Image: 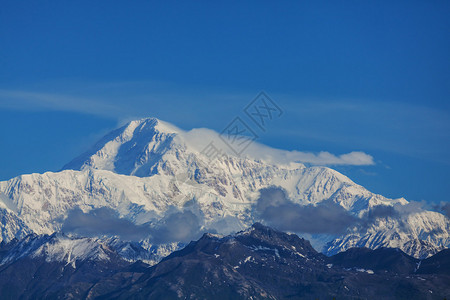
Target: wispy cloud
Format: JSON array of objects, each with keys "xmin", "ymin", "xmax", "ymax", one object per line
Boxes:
[
  {"xmin": 246, "ymin": 144, "xmax": 374, "ymax": 166},
  {"xmin": 62, "ymin": 206, "xmax": 204, "ymax": 243},
  {"xmin": 434, "ymin": 202, "xmax": 450, "ymax": 219},
  {"xmin": 253, "ymin": 187, "xmax": 359, "ymax": 234},
  {"xmin": 62, "ymin": 207, "xmax": 151, "ymax": 241},
  {"xmin": 179, "ymin": 128, "xmax": 374, "ymax": 166},
  {"xmin": 0, "ymin": 89, "xmax": 121, "ymax": 117},
  {"xmin": 253, "ymin": 187, "xmax": 446, "ymax": 237}
]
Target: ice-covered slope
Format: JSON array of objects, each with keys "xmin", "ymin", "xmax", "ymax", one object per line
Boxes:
[
  {"xmin": 0, "ymin": 206, "xmax": 32, "ymax": 242},
  {"xmin": 63, "ymin": 118, "xmax": 181, "ymax": 176},
  {"xmin": 0, "ymin": 117, "xmax": 448, "ymax": 261},
  {"xmin": 0, "ymin": 233, "xmax": 114, "ymax": 268},
  {"xmin": 324, "ymin": 210, "xmax": 450, "ymax": 258}
]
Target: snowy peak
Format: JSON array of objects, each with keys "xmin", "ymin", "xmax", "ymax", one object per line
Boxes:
[
  {"xmin": 63, "ymin": 117, "xmax": 183, "ymax": 176},
  {"xmin": 128, "ymin": 117, "xmax": 181, "ymax": 135},
  {"xmin": 0, "ymin": 233, "xmax": 116, "ymax": 268},
  {"xmin": 62, "ymin": 117, "xmax": 309, "ymax": 178}
]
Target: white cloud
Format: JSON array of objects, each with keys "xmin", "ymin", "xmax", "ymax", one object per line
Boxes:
[
  {"xmin": 177, "ymin": 128, "xmax": 374, "ymax": 166},
  {"xmin": 0, "ymin": 89, "xmax": 120, "ymax": 117},
  {"xmin": 246, "ymin": 142, "xmax": 374, "ymax": 166}
]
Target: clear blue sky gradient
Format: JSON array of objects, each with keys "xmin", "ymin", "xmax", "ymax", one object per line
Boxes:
[{"xmin": 0, "ymin": 1, "xmax": 449, "ymax": 205}]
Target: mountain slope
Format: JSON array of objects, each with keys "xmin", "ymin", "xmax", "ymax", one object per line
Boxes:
[
  {"xmin": 328, "ymin": 247, "xmax": 419, "ymax": 274},
  {"xmin": 63, "ymin": 118, "xmax": 181, "ymax": 177},
  {"xmin": 0, "ymin": 117, "xmax": 448, "ymax": 260}
]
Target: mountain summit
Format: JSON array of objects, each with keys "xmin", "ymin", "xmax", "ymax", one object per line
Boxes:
[
  {"xmin": 0, "ymin": 117, "xmax": 449, "ymax": 263},
  {"xmin": 63, "ymin": 118, "xmax": 182, "ymax": 177}
]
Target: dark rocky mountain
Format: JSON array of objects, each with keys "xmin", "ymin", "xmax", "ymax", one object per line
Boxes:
[
  {"xmin": 328, "ymin": 247, "xmax": 420, "ymax": 274},
  {"xmin": 0, "ymin": 223, "xmax": 449, "ymax": 299},
  {"xmin": 0, "ymin": 233, "xmax": 147, "ymax": 299},
  {"xmin": 417, "ymin": 249, "xmax": 450, "ymax": 276}
]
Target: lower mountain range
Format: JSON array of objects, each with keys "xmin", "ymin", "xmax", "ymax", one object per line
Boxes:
[{"xmin": 0, "ymin": 223, "xmax": 448, "ymax": 299}]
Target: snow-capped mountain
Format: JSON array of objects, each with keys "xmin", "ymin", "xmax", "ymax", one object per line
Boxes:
[
  {"xmin": 0, "ymin": 233, "xmax": 114, "ymax": 268},
  {"xmin": 0, "ymin": 117, "xmax": 448, "ymax": 263}
]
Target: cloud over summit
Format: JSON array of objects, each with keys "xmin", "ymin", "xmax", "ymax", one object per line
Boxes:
[{"xmin": 179, "ymin": 128, "xmax": 375, "ymax": 166}]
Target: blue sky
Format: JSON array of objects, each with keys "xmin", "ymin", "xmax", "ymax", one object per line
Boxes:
[{"xmin": 0, "ymin": 1, "xmax": 449, "ymax": 205}]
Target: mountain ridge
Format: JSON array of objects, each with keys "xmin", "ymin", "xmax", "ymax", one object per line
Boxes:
[{"xmin": 0, "ymin": 117, "xmax": 448, "ymax": 262}]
